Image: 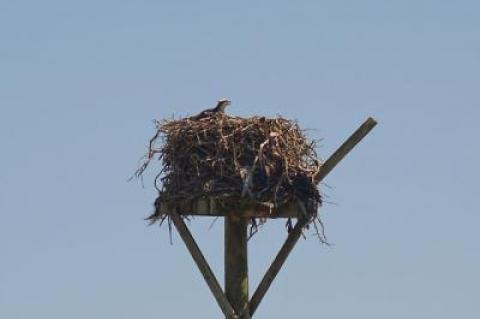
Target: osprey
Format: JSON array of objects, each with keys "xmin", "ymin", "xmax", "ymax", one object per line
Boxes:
[{"xmin": 190, "ymin": 98, "xmax": 231, "ymax": 120}]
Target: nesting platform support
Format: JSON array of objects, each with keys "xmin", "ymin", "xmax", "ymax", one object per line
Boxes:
[
  {"xmin": 170, "ymin": 210, "xmax": 237, "ymax": 318},
  {"xmin": 225, "ymin": 217, "xmax": 250, "ymax": 319},
  {"xmin": 169, "ymin": 117, "xmax": 377, "ymax": 319}
]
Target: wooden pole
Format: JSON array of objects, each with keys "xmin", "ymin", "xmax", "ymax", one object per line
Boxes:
[
  {"xmin": 170, "ymin": 210, "xmax": 238, "ymax": 319},
  {"xmin": 248, "ymin": 217, "xmax": 307, "ymax": 316},
  {"xmin": 225, "ymin": 216, "xmax": 250, "ymax": 319},
  {"xmin": 249, "ymin": 117, "xmax": 377, "ymax": 316},
  {"xmin": 169, "ymin": 117, "xmax": 377, "ymax": 318},
  {"xmin": 314, "ymin": 117, "xmax": 377, "ymax": 183}
]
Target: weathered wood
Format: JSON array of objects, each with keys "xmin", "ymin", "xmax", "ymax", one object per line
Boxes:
[
  {"xmin": 248, "ymin": 211, "xmax": 308, "ymax": 317},
  {"xmin": 249, "ymin": 117, "xmax": 377, "ymax": 316},
  {"xmin": 225, "ymin": 216, "xmax": 250, "ymax": 319},
  {"xmin": 314, "ymin": 117, "xmax": 377, "ymax": 183},
  {"xmin": 170, "ymin": 210, "xmax": 237, "ymax": 319},
  {"xmin": 159, "ymin": 198, "xmax": 300, "ymax": 218}
]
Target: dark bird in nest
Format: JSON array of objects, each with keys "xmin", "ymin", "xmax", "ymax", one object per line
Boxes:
[{"xmin": 190, "ymin": 98, "xmax": 231, "ymax": 120}]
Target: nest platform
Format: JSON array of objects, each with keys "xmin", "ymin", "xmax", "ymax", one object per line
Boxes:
[
  {"xmin": 155, "ymin": 197, "xmax": 306, "ymax": 218},
  {"xmin": 137, "ymin": 113, "xmax": 323, "ymax": 223},
  {"xmin": 135, "ymin": 107, "xmax": 377, "ymax": 318}
]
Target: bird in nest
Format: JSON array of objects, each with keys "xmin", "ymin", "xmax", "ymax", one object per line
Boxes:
[{"xmin": 190, "ymin": 98, "xmax": 231, "ymax": 120}]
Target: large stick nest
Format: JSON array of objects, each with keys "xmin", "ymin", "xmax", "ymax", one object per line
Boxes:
[{"xmin": 137, "ymin": 113, "xmax": 324, "ymax": 231}]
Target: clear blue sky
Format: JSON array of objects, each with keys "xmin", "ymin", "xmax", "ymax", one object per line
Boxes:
[{"xmin": 1, "ymin": 1, "xmax": 479, "ymax": 318}]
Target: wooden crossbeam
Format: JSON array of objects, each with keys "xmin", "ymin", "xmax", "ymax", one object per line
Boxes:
[
  {"xmin": 248, "ymin": 215, "xmax": 308, "ymax": 316},
  {"xmin": 248, "ymin": 117, "xmax": 377, "ymax": 316},
  {"xmin": 159, "ymin": 198, "xmax": 302, "ymax": 218},
  {"xmin": 314, "ymin": 117, "xmax": 378, "ymax": 183},
  {"xmin": 170, "ymin": 210, "xmax": 238, "ymax": 319}
]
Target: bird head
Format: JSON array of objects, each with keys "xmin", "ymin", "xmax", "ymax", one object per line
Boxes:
[{"xmin": 216, "ymin": 98, "xmax": 231, "ymax": 111}]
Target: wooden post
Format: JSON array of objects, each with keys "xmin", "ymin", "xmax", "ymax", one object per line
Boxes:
[
  {"xmin": 249, "ymin": 217, "xmax": 308, "ymax": 316},
  {"xmin": 225, "ymin": 216, "xmax": 250, "ymax": 319},
  {"xmin": 170, "ymin": 210, "xmax": 237, "ymax": 319},
  {"xmin": 249, "ymin": 117, "xmax": 378, "ymax": 316},
  {"xmin": 314, "ymin": 117, "xmax": 378, "ymax": 183},
  {"xmin": 167, "ymin": 117, "xmax": 377, "ymax": 318}
]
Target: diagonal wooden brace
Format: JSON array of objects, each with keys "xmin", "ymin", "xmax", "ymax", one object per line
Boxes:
[
  {"xmin": 248, "ymin": 117, "xmax": 377, "ymax": 317},
  {"xmin": 170, "ymin": 210, "xmax": 238, "ymax": 319}
]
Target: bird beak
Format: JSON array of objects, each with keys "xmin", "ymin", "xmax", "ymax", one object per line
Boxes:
[{"xmin": 218, "ymin": 98, "xmax": 231, "ymax": 104}]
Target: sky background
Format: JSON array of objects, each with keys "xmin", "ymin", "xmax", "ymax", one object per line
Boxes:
[{"xmin": 1, "ymin": 1, "xmax": 479, "ymax": 318}]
